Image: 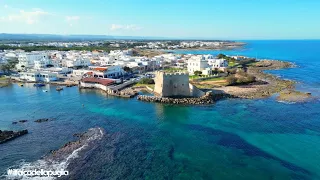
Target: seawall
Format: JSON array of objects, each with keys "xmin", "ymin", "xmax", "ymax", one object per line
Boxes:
[{"xmin": 137, "ymin": 92, "xmax": 229, "ymax": 105}]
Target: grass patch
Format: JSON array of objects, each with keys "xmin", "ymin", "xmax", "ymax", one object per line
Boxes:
[
  {"xmin": 201, "ymin": 77, "xmax": 226, "ymax": 82},
  {"xmin": 189, "ymin": 75, "xmax": 202, "ymax": 79},
  {"xmin": 0, "ymin": 76, "xmax": 7, "ymax": 80},
  {"xmin": 133, "ymin": 83, "xmax": 155, "ymax": 89},
  {"xmin": 228, "ymin": 62, "xmax": 238, "ymax": 67}
]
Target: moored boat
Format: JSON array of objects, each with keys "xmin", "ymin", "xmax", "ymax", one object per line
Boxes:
[
  {"xmin": 56, "ymin": 87, "xmax": 63, "ymax": 91},
  {"xmin": 33, "ymin": 83, "xmax": 45, "ymax": 87}
]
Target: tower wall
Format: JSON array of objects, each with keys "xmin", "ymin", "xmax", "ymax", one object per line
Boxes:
[{"xmin": 154, "ymin": 71, "xmax": 191, "ymax": 97}]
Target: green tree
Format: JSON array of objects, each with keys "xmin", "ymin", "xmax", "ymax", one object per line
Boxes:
[
  {"xmin": 123, "ymin": 66, "xmax": 132, "ymax": 73},
  {"xmin": 217, "ymin": 54, "xmax": 227, "ymax": 59},
  {"xmin": 139, "ymin": 78, "xmax": 154, "ymax": 84},
  {"xmin": 0, "ymin": 60, "xmax": 18, "ymax": 74},
  {"xmin": 194, "ymin": 71, "xmax": 202, "ymax": 76},
  {"xmin": 212, "ymin": 69, "xmax": 219, "ymax": 74}
]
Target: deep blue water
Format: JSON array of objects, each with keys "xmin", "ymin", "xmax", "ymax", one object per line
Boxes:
[{"xmin": 1, "ymin": 40, "xmax": 320, "ymax": 179}]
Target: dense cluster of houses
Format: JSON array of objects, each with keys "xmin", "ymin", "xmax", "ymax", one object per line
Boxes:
[
  {"xmin": 0, "ymin": 49, "xmax": 182, "ymax": 82},
  {"xmin": 1, "ymin": 48, "xmax": 232, "ymax": 84},
  {"xmin": 134, "ymin": 41, "xmax": 225, "ymax": 49}
]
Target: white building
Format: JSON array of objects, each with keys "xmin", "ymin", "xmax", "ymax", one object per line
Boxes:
[
  {"xmin": 34, "ymin": 59, "xmax": 55, "ymax": 70},
  {"xmin": 188, "ymin": 55, "xmax": 229, "ymax": 75},
  {"xmin": 64, "ymin": 58, "xmax": 91, "ymax": 68},
  {"xmin": 19, "ymin": 71, "xmax": 58, "ymax": 82},
  {"xmin": 73, "ymin": 66, "xmax": 125, "ymax": 79},
  {"xmin": 16, "ymin": 53, "xmax": 50, "ymax": 70},
  {"xmin": 208, "ymin": 59, "xmax": 228, "ymax": 68},
  {"xmin": 72, "ymin": 69, "xmax": 92, "ymax": 77},
  {"xmin": 90, "ymin": 66, "xmax": 125, "ymax": 79},
  {"xmin": 187, "ymin": 55, "xmax": 210, "ymax": 75}
]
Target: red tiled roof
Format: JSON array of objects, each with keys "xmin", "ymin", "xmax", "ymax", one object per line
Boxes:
[
  {"xmin": 82, "ymin": 77, "xmax": 115, "ymax": 86},
  {"xmin": 94, "ymin": 67, "xmax": 108, "ymax": 71}
]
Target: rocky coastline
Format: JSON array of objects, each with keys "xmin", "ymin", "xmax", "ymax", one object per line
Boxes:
[
  {"xmin": 80, "ymin": 87, "xmax": 139, "ymax": 98},
  {"xmin": 137, "ymin": 92, "xmax": 230, "ymax": 105},
  {"xmin": 0, "ymin": 129, "xmax": 28, "ymax": 144},
  {"xmin": 214, "ymin": 60, "xmax": 312, "ymax": 102},
  {"xmin": 47, "ymin": 127, "xmax": 104, "ymax": 162},
  {"xmin": 277, "ymin": 90, "xmax": 312, "ymax": 103},
  {"xmin": 0, "ymin": 76, "xmax": 9, "ymax": 88}
]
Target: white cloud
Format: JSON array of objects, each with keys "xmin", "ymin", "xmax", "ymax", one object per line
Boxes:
[
  {"xmin": 4, "ymin": 4, "xmax": 9, "ymax": 9},
  {"xmin": 65, "ymin": 16, "xmax": 80, "ymax": 21},
  {"xmin": 110, "ymin": 24, "xmax": 142, "ymax": 31},
  {"xmin": 0, "ymin": 8, "xmax": 50, "ymax": 24}
]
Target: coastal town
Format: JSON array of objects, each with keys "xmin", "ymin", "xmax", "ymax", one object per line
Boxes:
[
  {"xmin": 1, "ymin": 0, "xmax": 319, "ymax": 179},
  {"xmin": 0, "ymin": 38, "xmax": 245, "ymax": 50},
  {"xmin": 0, "ymin": 39, "xmax": 311, "ymax": 103},
  {"xmin": 0, "ymin": 40, "xmax": 313, "ymax": 146}
]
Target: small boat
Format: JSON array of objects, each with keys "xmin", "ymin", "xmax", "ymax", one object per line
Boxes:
[
  {"xmin": 56, "ymin": 87, "xmax": 63, "ymax": 91},
  {"xmin": 18, "ymin": 83, "xmax": 24, "ymax": 87},
  {"xmin": 43, "ymin": 90, "xmax": 48, "ymax": 92},
  {"xmin": 34, "ymin": 83, "xmax": 45, "ymax": 87}
]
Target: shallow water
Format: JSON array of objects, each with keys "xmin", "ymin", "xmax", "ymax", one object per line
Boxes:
[{"xmin": 1, "ymin": 40, "xmax": 320, "ymax": 179}]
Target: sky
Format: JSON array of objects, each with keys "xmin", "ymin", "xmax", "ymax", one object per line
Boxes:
[{"xmin": 0, "ymin": 0, "xmax": 320, "ymax": 40}]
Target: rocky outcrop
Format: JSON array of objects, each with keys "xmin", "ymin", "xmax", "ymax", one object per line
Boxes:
[
  {"xmin": 34, "ymin": 118, "xmax": 50, "ymax": 123},
  {"xmin": 137, "ymin": 92, "xmax": 230, "ymax": 105},
  {"xmin": 12, "ymin": 120, "xmax": 28, "ymax": 124},
  {"xmin": 0, "ymin": 129, "xmax": 28, "ymax": 144},
  {"xmin": 47, "ymin": 127, "xmax": 104, "ymax": 162},
  {"xmin": 277, "ymin": 90, "xmax": 312, "ymax": 103}
]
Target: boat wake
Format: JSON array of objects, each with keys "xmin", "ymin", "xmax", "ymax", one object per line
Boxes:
[{"xmin": 4, "ymin": 127, "xmax": 104, "ymax": 180}]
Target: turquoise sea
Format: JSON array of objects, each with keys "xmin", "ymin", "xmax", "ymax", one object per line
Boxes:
[{"xmin": 0, "ymin": 40, "xmax": 320, "ymax": 179}]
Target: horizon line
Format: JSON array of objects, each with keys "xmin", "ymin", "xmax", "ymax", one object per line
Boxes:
[{"xmin": 0, "ymin": 33, "xmax": 320, "ymax": 41}]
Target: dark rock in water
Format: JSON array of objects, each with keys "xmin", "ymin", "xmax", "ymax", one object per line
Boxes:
[
  {"xmin": 73, "ymin": 133, "xmax": 83, "ymax": 137},
  {"xmin": 12, "ymin": 120, "xmax": 28, "ymax": 124},
  {"xmin": 168, "ymin": 145, "xmax": 174, "ymax": 160},
  {"xmin": 34, "ymin": 118, "xmax": 49, "ymax": 123},
  {"xmin": 0, "ymin": 129, "xmax": 28, "ymax": 144}
]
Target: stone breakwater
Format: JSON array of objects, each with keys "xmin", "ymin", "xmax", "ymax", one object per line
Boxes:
[{"xmin": 137, "ymin": 92, "xmax": 230, "ymax": 105}]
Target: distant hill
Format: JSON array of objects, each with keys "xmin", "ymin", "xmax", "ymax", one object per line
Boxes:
[{"xmin": 0, "ymin": 33, "xmax": 169, "ymax": 41}]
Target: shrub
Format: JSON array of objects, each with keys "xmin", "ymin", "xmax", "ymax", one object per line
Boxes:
[
  {"xmin": 247, "ymin": 75, "xmax": 256, "ymax": 82},
  {"xmin": 194, "ymin": 71, "xmax": 202, "ymax": 76},
  {"xmin": 139, "ymin": 78, "xmax": 154, "ymax": 84},
  {"xmin": 227, "ymin": 69, "xmax": 237, "ymax": 74},
  {"xmin": 236, "ymin": 69, "xmax": 246, "ymax": 76},
  {"xmin": 236, "ymin": 76, "xmax": 247, "ymax": 84},
  {"xmin": 226, "ymin": 76, "xmax": 237, "ymax": 86}
]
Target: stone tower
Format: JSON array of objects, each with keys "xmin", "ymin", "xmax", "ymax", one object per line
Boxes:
[{"xmin": 154, "ymin": 71, "xmax": 191, "ymax": 97}]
